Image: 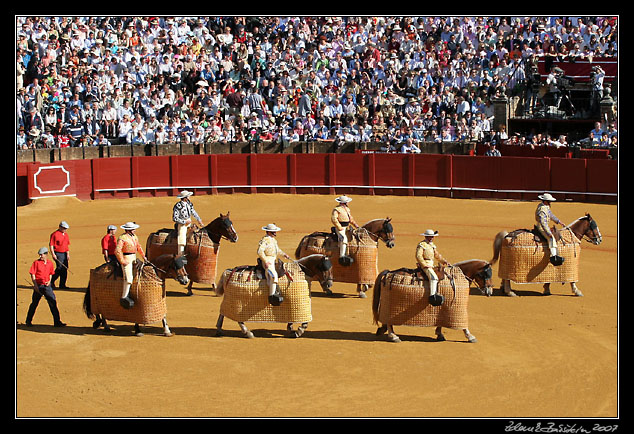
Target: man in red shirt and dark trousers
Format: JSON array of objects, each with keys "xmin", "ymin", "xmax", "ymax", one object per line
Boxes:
[
  {"xmin": 101, "ymin": 225, "xmax": 117, "ymax": 263},
  {"xmin": 49, "ymin": 221, "xmax": 70, "ymax": 289},
  {"xmin": 26, "ymin": 247, "xmax": 66, "ymax": 327}
]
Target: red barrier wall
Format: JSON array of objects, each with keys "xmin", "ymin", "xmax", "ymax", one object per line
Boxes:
[{"xmin": 17, "ymin": 153, "xmax": 617, "ymax": 206}]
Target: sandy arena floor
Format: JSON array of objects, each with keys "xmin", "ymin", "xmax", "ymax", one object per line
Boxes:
[{"xmin": 15, "ymin": 193, "xmax": 618, "ymax": 418}]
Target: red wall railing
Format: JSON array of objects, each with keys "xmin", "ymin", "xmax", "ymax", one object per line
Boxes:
[{"xmin": 16, "ymin": 153, "xmax": 617, "ymax": 206}]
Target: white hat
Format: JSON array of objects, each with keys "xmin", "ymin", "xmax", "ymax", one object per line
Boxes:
[
  {"xmin": 420, "ymin": 229, "xmax": 439, "ymax": 237},
  {"xmin": 261, "ymin": 223, "xmax": 281, "ymax": 232},
  {"xmin": 121, "ymin": 222, "xmax": 140, "ymax": 230},
  {"xmin": 107, "ymin": 225, "xmax": 117, "ymax": 231},
  {"xmin": 178, "ymin": 190, "xmax": 194, "ymax": 199},
  {"xmin": 59, "ymin": 221, "xmax": 69, "ymax": 229},
  {"xmin": 335, "ymin": 195, "xmax": 352, "ymax": 203},
  {"xmin": 538, "ymin": 193, "xmax": 556, "ymax": 202}
]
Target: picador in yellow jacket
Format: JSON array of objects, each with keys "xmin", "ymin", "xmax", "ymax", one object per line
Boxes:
[
  {"xmin": 257, "ymin": 223, "xmax": 291, "ymax": 306},
  {"xmin": 331, "ymin": 195, "xmax": 359, "ymax": 266},
  {"xmin": 416, "ymin": 229, "xmax": 449, "ymax": 306}
]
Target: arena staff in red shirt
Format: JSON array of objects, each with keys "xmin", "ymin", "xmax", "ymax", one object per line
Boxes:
[
  {"xmin": 101, "ymin": 225, "xmax": 117, "ymax": 263},
  {"xmin": 49, "ymin": 221, "xmax": 70, "ymax": 289},
  {"xmin": 25, "ymin": 247, "xmax": 66, "ymax": 327}
]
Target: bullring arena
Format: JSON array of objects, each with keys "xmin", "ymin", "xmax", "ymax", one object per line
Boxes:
[{"xmin": 15, "ymin": 154, "xmax": 617, "ymax": 418}]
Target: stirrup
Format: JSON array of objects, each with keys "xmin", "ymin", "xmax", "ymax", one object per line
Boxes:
[
  {"xmin": 120, "ymin": 297, "xmax": 135, "ymax": 309},
  {"xmin": 549, "ymin": 255, "xmax": 565, "ymax": 266},
  {"xmin": 268, "ymin": 291, "xmax": 284, "ymax": 306},
  {"xmin": 338, "ymin": 255, "xmax": 354, "ymax": 266},
  {"xmin": 429, "ymin": 293, "xmax": 444, "ymax": 307}
]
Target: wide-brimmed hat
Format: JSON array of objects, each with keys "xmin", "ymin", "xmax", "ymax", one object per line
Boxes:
[
  {"xmin": 420, "ymin": 229, "xmax": 439, "ymax": 237},
  {"xmin": 335, "ymin": 195, "xmax": 352, "ymax": 204},
  {"xmin": 262, "ymin": 223, "xmax": 281, "ymax": 232},
  {"xmin": 538, "ymin": 193, "xmax": 556, "ymax": 202},
  {"xmin": 121, "ymin": 222, "xmax": 140, "ymax": 230},
  {"xmin": 178, "ymin": 190, "xmax": 194, "ymax": 199}
]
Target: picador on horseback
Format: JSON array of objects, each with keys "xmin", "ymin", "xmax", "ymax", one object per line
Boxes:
[
  {"xmin": 331, "ymin": 195, "xmax": 359, "ymax": 266},
  {"xmin": 173, "ymin": 190, "xmax": 204, "ymax": 255},
  {"xmin": 535, "ymin": 193, "xmax": 565, "ymax": 266},
  {"xmin": 415, "ymin": 229, "xmax": 449, "ymax": 306},
  {"xmin": 257, "ymin": 223, "xmax": 291, "ymax": 306},
  {"xmin": 116, "ymin": 221, "xmax": 148, "ymax": 309}
]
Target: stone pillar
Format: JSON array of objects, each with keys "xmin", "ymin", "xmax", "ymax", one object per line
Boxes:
[{"xmin": 492, "ymin": 95, "xmax": 509, "ymax": 134}]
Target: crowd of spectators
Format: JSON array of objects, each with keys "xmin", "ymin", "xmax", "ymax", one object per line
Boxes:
[{"xmin": 16, "ymin": 16, "xmax": 618, "ymax": 153}]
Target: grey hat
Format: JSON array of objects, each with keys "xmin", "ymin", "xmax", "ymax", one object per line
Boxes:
[{"xmin": 38, "ymin": 247, "xmax": 49, "ymax": 255}]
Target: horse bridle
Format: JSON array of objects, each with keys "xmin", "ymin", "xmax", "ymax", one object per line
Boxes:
[
  {"xmin": 583, "ymin": 219, "xmax": 602, "ymax": 244},
  {"xmin": 366, "ymin": 220, "xmax": 395, "ymax": 245},
  {"xmin": 297, "ymin": 256, "xmax": 333, "ymax": 287}
]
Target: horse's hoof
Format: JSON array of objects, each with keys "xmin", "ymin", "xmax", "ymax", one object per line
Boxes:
[
  {"xmin": 92, "ymin": 319, "xmax": 102, "ymax": 329},
  {"xmin": 103, "ymin": 325, "xmax": 111, "ymax": 332},
  {"xmin": 376, "ymin": 325, "xmax": 387, "ymax": 335},
  {"xmin": 468, "ymin": 337, "xmax": 478, "ymax": 343},
  {"xmin": 358, "ymin": 291, "xmax": 367, "ymax": 298},
  {"xmin": 243, "ymin": 331, "xmax": 255, "ymax": 339},
  {"xmin": 324, "ymin": 289, "xmax": 333, "ymax": 296},
  {"xmin": 215, "ymin": 329, "xmax": 224, "ymax": 337},
  {"xmin": 186, "ymin": 291, "xmax": 193, "ymax": 296},
  {"xmin": 388, "ymin": 334, "xmax": 401, "ymax": 343},
  {"xmin": 135, "ymin": 332, "xmax": 144, "ymax": 337},
  {"xmin": 436, "ymin": 334, "xmax": 446, "ymax": 342},
  {"xmin": 506, "ymin": 291, "xmax": 517, "ymax": 297},
  {"xmin": 574, "ymin": 291, "xmax": 584, "ymax": 297},
  {"xmin": 543, "ymin": 289, "xmax": 551, "ymax": 296},
  {"xmin": 164, "ymin": 331, "xmax": 174, "ymax": 337}
]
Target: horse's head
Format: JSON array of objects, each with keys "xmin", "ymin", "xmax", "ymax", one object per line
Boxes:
[
  {"xmin": 455, "ymin": 260, "xmax": 493, "ymax": 297},
  {"xmin": 205, "ymin": 212, "xmax": 238, "ymax": 243},
  {"xmin": 151, "ymin": 254, "xmax": 189, "ymax": 285},
  {"xmin": 364, "ymin": 218, "xmax": 395, "ymax": 248},
  {"xmin": 474, "ymin": 263, "xmax": 494, "ymax": 297},
  {"xmin": 571, "ymin": 214, "xmax": 602, "ymax": 245},
  {"xmin": 298, "ymin": 254, "xmax": 333, "ymax": 292},
  {"xmin": 583, "ymin": 214, "xmax": 602, "ymax": 245}
]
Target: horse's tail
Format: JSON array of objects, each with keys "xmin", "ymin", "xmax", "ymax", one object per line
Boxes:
[
  {"xmin": 295, "ymin": 235, "xmax": 309, "ymax": 259},
  {"xmin": 490, "ymin": 230, "xmax": 508, "ymax": 265},
  {"xmin": 82, "ymin": 281, "xmax": 95, "ymax": 320},
  {"xmin": 372, "ymin": 270, "xmax": 390, "ymax": 325},
  {"xmin": 215, "ymin": 272, "xmax": 226, "ymax": 296}
]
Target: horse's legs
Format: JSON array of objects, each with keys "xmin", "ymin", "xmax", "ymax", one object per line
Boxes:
[
  {"xmin": 435, "ymin": 326, "xmax": 446, "ymax": 341},
  {"xmin": 134, "ymin": 323, "xmax": 144, "ymax": 337},
  {"xmin": 463, "ymin": 328, "xmax": 477, "ymax": 343},
  {"xmin": 186, "ymin": 281, "xmax": 194, "ymax": 296},
  {"xmin": 571, "ymin": 282, "xmax": 583, "ymax": 297},
  {"xmin": 215, "ymin": 314, "xmax": 225, "ymax": 336},
  {"xmin": 92, "ymin": 314, "xmax": 103, "ymax": 329},
  {"xmin": 386, "ymin": 324, "xmax": 401, "ymax": 343},
  {"xmin": 543, "ymin": 283, "xmax": 551, "ymax": 296},
  {"xmin": 238, "ymin": 322, "xmax": 254, "ymax": 339},
  {"xmin": 376, "ymin": 324, "xmax": 387, "ymax": 335},
  {"xmin": 102, "ymin": 318, "xmax": 110, "ymax": 332},
  {"xmin": 162, "ymin": 317, "xmax": 173, "ymax": 337},
  {"xmin": 502, "ymin": 279, "xmax": 517, "ymax": 297},
  {"xmin": 357, "ymin": 284, "xmax": 368, "ymax": 298},
  {"xmin": 287, "ymin": 322, "xmax": 308, "ymax": 338}
]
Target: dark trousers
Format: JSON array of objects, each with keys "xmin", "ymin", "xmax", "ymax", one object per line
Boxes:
[
  {"xmin": 26, "ymin": 284, "xmax": 61, "ymax": 325},
  {"xmin": 51, "ymin": 251, "xmax": 68, "ymax": 288}
]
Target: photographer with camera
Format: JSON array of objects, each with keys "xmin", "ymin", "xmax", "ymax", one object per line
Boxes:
[
  {"xmin": 545, "ymin": 66, "xmax": 564, "ymax": 109},
  {"xmin": 590, "ymin": 65, "xmax": 605, "ymax": 116}
]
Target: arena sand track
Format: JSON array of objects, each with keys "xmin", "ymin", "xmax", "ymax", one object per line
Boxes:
[{"xmin": 15, "ymin": 193, "xmax": 617, "ymax": 418}]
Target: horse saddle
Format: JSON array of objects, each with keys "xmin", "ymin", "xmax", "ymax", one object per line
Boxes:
[
  {"xmin": 228, "ymin": 259, "xmax": 289, "ymax": 282},
  {"xmin": 506, "ymin": 226, "xmax": 565, "ymax": 245},
  {"xmin": 382, "ymin": 265, "xmax": 448, "ymax": 285}
]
